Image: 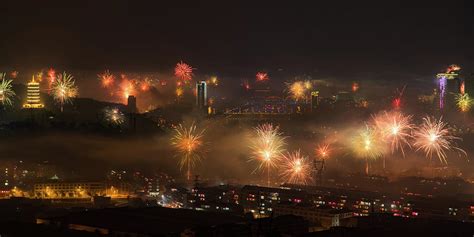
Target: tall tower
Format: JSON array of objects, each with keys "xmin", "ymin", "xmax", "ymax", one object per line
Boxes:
[
  {"xmin": 196, "ymin": 81, "xmax": 207, "ymax": 109},
  {"xmin": 127, "ymin": 95, "xmax": 137, "ymax": 113},
  {"xmin": 23, "ymin": 76, "xmax": 44, "ymax": 109},
  {"xmin": 436, "ymin": 64, "xmax": 462, "ymax": 110}
]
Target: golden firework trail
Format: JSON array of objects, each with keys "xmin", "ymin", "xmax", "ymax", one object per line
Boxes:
[
  {"xmin": 51, "ymin": 72, "xmax": 78, "ymax": 111},
  {"xmin": 171, "ymin": 123, "xmax": 206, "ymax": 180},
  {"xmin": 249, "ymin": 123, "xmax": 286, "ymax": 186}
]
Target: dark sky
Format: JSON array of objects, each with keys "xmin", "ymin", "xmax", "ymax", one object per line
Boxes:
[{"xmin": 1, "ymin": 0, "xmax": 473, "ymax": 78}]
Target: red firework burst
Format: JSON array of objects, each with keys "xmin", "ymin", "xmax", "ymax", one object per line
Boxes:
[
  {"xmin": 98, "ymin": 70, "xmax": 115, "ymax": 88},
  {"xmin": 48, "ymin": 68, "xmax": 56, "ymax": 85},
  {"xmin": 256, "ymin": 72, "xmax": 269, "ymax": 82},
  {"xmin": 175, "ymin": 61, "xmax": 194, "ymax": 82}
]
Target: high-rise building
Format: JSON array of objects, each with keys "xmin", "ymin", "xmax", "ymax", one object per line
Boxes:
[
  {"xmin": 127, "ymin": 95, "xmax": 137, "ymax": 113},
  {"xmin": 436, "ymin": 64, "xmax": 463, "ymax": 110},
  {"xmin": 196, "ymin": 81, "xmax": 207, "ymax": 108},
  {"xmin": 23, "ymin": 76, "xmax": 44, "ymax": 109}
]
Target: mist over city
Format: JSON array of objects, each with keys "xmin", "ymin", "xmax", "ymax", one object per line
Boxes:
[{"xmin": 0, "ymin": 1, "xmax": 474, "ymax": 236}]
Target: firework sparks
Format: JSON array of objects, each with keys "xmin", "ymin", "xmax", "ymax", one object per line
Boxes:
[
  {"xmin": 256, "ymin": 72, "xmax": 269, "ymax": 82},
  {"xmin": 352, "ymin": 125, "xmax": 385, "ymax": 160},
  {"xmin": 249, "ymin": 123, "xmax": 286, "ymax": 186},
  {"xmin": 103, "ymin": 107, "xmax": 125, "ymax": 125},
  {"xmin": 316, "ymin": 143, "xmax": 331, "ymax": 159},
  {"xmin": 0, "ymin": 73, "xmax": 15, "ymax": 106},
  {"xmin": 171, "ymin": 123, "xmax": 206, "ymax": 180},
  {"xmin": 50, "ymin": 72, "xmax": 78, "ymax": 111},
  {"xmin": 36, "ymin": 71, "xmax": 43, "ymax": 82},
  {"xmin": 98, "ymin": 70, "xmax": 115, "ymax": 88},
  {"xmin": 456, "ymin": 93, "xmax": 472, "ymax": 112},
  {"xmin": 139, "ymin": 78, "xmax": 153, "ymax": 91},
  {"xmin": 286, "ymin": 81, "xmax": 307, "ymax": 101},
  {"xmin": 413, "ymin": 117, "xmax": 465, "ymax": 164},
  {"xmin": 206, "ymin": 76, "xmax": 219, "ymax": 86},
  {"xmin": 280, "ymin": 150, "xmax": 312, "ymax": 185},
  {"xmin": 352, "ymin": 82, "xmax": 359, "ymax": 92},
  {"xmin": 303, "ymin": 80, "xmax": 312, "ymax": 90},
  {"xmin": 352, "ymin": 125, "xmax": 386, "ymax": 174},
  {"xmin": 47, "ymin": 68, "xmax": 56, "ymax": 86},
  {"xmin": 175, "ymin": 61, "xmax": 194, "ymax": 82},
  {"xmin": 392, "ymin": 98, "xmax": 401, "ymax": 109},
  {"xmin": 242, "ymin": 80, "xmax": 250, "ymax": 90},
  {"xmin": 373, "ymin": 111, "xmax": 414, "ymax": 156},
  {"xmin": 439, "ymin": 76, "xmax": 447, "ymax": 109},
  {"xmin": 119, "ymin": 78, "xmax": 135, "ymax": 100},
  {"xmin": 175, "ymin": 87, "xmax": 184, "ymax": 98}
]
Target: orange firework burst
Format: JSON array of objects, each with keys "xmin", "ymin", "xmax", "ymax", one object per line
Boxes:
[
  {"xmin": 256, "ymin": 72, "xmax": 269, "ymax": 82},
  {"xmin": 171, "ymin": 123, "xmax": 206, "ymax": 180},
  {"xmin": 175, "ymin": 61, "xmax": 194, "ymax": 82},
  {"xmin": 286, "ymin": 81, "xmax": 307, "ymax": 101},
  {"xmin": 412, "ymin": 117, "xmax": 465, "ymax": 164},
  {"xmin": 140, "ymin": 78, "xmax": 153, "ymax": 91},
  {"xmin": 316, "ymin": 143, "xmax": 331, "ymax": 159},
  {"xmin": 175, "ymin": 87, "xmax": 184, "ymax": 98},
  {"xmin": 352, "ymin": 82, "xmax": 359, "ymax": 92},
  {"xmin": 280, "ymin": 150, "xmax": 312, "ymax": 185},
  {"xmin": 98, "ymin": 70, "xmax": 115, "ymax": 88},
  {"xmin": 249, "ymin": 123, "xmax": 286, "ymax": 186},
  {"xmin": 373, "ymin": 111, "xmax": 414, "ymax": 157},
  {"xmin": 119, "ymin": 78, "xmax": 135, "ymax": 100},
  {"xmin": 206, "ymin": 76, "xmax": 219, "ymax": 86}
]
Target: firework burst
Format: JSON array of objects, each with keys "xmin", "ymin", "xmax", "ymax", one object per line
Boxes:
[
  {"xmin": 373, "ymin": 111, "xmax": 414, "ymax": 156},
  {"xmin": 242, "ymin": 80, "xmax": 250, "ymax": 90},
  {"xmin": 118, "ymin": 78, "xmax": 135, "ymax": 101},
  {"xmin": 256, "ymin": 72, "xmax": 269, "ymax": 82},
  {"xmin": 316, "ymin": 143, "xmax": 331, "ymax": 159},
  {"xmin": 249, "ymin": 123, "xmax": 286, "ymax": 186},
  {"xmin": 171, "ymin": 123, "xmax": 206, "ymax": 180},
  {"xmin": 103, "ymin": 107, "xmax": 125, "ymax": 125},
  {"xmin": 139, "ymin": 78, "xmax": 153, "ymax": 91},
  {"xmin": 0, "ymin": 73, "xmax": 15, "ymax": 106},
  {"xmin": 175, "ymin": 61, "xmax": 194, "ymax": 82},
  {"xmin": 303, "ymin": 80, "xmax": 312, "ymax": 90},
  {"xmin": 50, "ymin": 72, "xmax": 78, "ymax": 111},
  {"xmin": 352, "ymin": 125, "xmax": 386, "ymax": 160},
  {"xmin": 206, "ymin": 76, "xmax": 219, "ymax": 86},
  {"xmin": 47, "ymin": 68, "xmax": 56, "ymax": 87},
  {"xmin": 413, "ymin": 117, "xmax": 465, "ymax": 164},
  {"xmin": 280, "ymin": 150, "xmax": 312, "ymax": 185},
  {"xmin": 98, "ymin": 70, "xmax": 115, "ymax": 88},
  {"xmin": 286, "ymin": 81, "xmax": 307, "ymax": 101},
  {"xmin": 175, "ymin": 87, "xmax": 184, "ymax": 98},
  {"xmin": 352, "ymin": 125, "xmax": 387, "ymax": 174},
  {"xmin": 456, "ymin": 93, "xmax": 472, "ymax": 112}
]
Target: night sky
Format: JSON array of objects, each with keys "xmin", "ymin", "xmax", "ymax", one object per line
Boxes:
[{"xmin": 1, "ymin": 1, "xmax": 473, "ymax": 78}]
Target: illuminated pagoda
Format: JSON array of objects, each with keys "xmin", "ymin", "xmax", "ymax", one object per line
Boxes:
[{"xmin": 23, "ymin": 76, "xmax": 44, "ymax": 109}]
